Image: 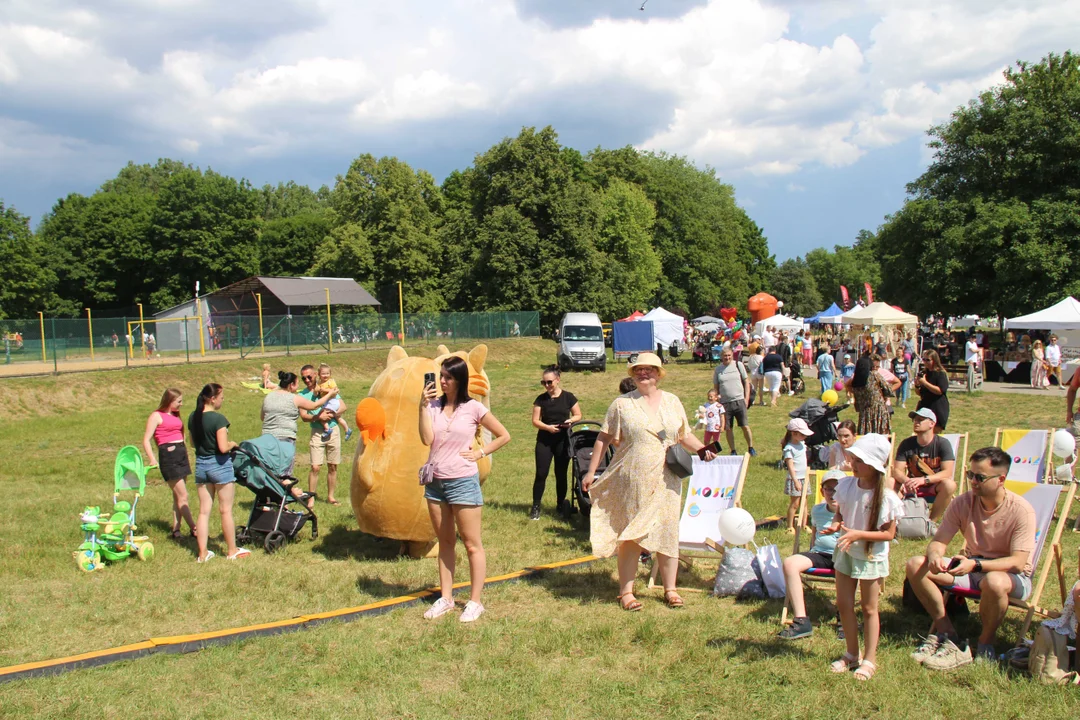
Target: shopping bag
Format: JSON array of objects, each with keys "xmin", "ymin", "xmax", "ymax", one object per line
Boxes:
[{"xmin": 753, "ymin": 544, "xmax": 786, "ymax": 599}]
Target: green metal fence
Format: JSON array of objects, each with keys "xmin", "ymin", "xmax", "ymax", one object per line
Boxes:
[{"xmin": 0, "ymin": 311, "xmax": 540, "ymax": 374}]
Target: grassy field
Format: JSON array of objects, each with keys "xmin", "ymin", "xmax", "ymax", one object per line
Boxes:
[{"xmin": 0, "ymin": 338, "xmax": 1077, "ymax": 719}]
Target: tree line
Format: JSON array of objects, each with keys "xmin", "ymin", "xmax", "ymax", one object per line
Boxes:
[{"xmin": 0, "ymin": 128, "xmax": 787, "ymax": 327}]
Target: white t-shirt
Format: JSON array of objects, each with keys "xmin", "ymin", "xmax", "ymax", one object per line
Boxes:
[
  {"xmin": 762, "ymin": 331, "xmax": 776, "ymax": 349},
  {"xmin": 965, "ymin": 340, "xmax": 980, "ymax": 365},
  {"xmin": 782, "ymin": 442, "xmax": 808, "ymax": 480},
  {"xmin": 834, "ymin": 475, "xmax": 905, "ymax": 561},
  {"xmin": 828, "ymin": 442, "xmax": 852, "ymax": 471},
  {"xmin": 1045, "ymin": 343, "xmax": 1062, "ymax": 366},
  {"xmin": 703, "ymin": 401, "xmax": 725, "ymax": 432}
]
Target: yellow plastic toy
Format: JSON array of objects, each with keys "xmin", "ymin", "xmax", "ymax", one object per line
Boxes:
[{"xmin": 351, "ymin": 344, "xmax": 492, "ymax": 557}]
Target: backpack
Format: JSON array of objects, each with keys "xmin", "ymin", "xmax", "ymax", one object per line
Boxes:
[
  {"xmin": 1029, "ymin": 624, "xmax": 1078, "ymax": 684},
  {"xmin": 897, "ymin": 496, "xmax": 937, "ymax": 539}
]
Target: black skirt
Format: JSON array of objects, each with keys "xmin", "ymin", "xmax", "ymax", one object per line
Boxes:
[{"xmin": 158, "ymin": 441, "xmax": 192, "ymax": 481}]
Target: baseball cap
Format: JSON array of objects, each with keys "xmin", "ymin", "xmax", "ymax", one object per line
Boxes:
[
  {"xmin": 786, "ymin": 418, "xmax": 812, "ymax": 436},
  {"xmin": 909, "ymin": 408, "xmax": 937, "ymax": 423}
]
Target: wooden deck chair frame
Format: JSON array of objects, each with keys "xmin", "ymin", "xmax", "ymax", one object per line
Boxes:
[
  {"xmin": 936, "ymin": 481, "xmax": 1078, "ymax": 646},
  {"xmin": 993, "ymin": 427, "xmax": 1055, "ymax": 484},
  {"xmin": 945, "ymin": 433, "xmax": 970, "ymax": 494},
  {"xmin": 646, "ymin": 453, "xmax": 749, "ymax": 592},
  {"xmin": 781, "ymin": 469, "xmax": 825, "ymax": 624}
]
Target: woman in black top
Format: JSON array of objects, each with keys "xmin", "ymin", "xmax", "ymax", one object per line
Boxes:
[
  {"xmin": 915, "ymin": 349, "xmax": 950, "ymax": 432},
  {"xmin": 530, "ymin": 366, "xmax": 582, "ymax": 520}
]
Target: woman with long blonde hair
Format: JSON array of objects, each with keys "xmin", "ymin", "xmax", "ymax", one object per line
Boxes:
[{"xmin": 1030, "ymin": 339, "xmax": 1050, "ymax": 389}]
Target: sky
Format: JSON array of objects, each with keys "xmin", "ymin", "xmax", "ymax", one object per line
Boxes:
[{"xmin": 1, "ymin": 0, "xmax": 1077, "ymax": 260}]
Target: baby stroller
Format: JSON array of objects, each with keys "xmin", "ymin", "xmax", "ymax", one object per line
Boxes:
[
  {"xmin": 789, "ymin": 399, "xmax": 846, "ymax": 470},
  {"xmin": 788, "ymin": 359, "xmax": 805, "ymax": 395},
  {"xmin": 568, "ymin": 420, "xmax": 615, "ymax": 519},
  {"xmin": 692, "ymin": 341, "xmax": 709, "ymax": 363},
  {"xmin": 233, "ymin": 434, "xmax": 317, "ymax": 553},
  {"xmin": 710, "ymin": 343, "xmax": 723, "ymax": 362}
]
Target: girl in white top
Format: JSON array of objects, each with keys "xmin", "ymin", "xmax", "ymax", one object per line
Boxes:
[
  {"xmin": 820, "ymin": 433, "xmax": 904, "ymax": 681},
  {"xmin": 827, "ymin": 420, "xmax": 857, "ymax": 472},
  {"xmin": 782, "ymin": 418, "xmax": 812, "ymax": 533}
]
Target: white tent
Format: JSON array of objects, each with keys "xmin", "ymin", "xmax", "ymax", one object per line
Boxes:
[
  {"xmin": 842, "ymin": 302, "xmax": 918, "ymax": 326},
  {"xmin": 640, "ymin": 307, "xmax": 685, "ymax": 347},
  {"xmin": 1004, "ymin": 297, "xmax": 1080, "ymax": 331},
  {"xmin": 754, "ymin": 314, "xmax": 804, "ymax": 337}
]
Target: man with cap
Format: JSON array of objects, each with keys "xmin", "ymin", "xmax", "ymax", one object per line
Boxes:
[
  {"xmin": 905, "ymin": 447, "xmax": 1037, "ymax": 669},
  {"xmin": 891, "ymin": 408, "xmax": 956, "ymax": 521},
  {"xmin": 712, "ymin": 347, "xmax": 756, "ymax": 457},
  {"xmin": 778, "ymin": 469, "xmax": 845, "ymax": 640}
]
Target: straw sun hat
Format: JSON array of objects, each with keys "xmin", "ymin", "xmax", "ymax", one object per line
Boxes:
[{"xmin": 627, "ymin": 352, "xmax": 666, "ymax": 379}]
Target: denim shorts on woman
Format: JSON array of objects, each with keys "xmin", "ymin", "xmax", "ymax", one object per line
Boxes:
[
  {"xmin": 424, "ymin": 473, "xmax": 483, "ymax": 506},
  {"xmin": 195, "ymin": 454, "xmax": 235, "ymax": 485}
]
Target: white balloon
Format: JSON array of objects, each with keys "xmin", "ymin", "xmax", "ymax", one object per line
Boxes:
[
  {"xmin": 1052, "ymin": 429, "xmax": 1076, "ymax": 458},
  {"xmin": 717, "ymin": 507, "xmax": 756, "ymax": 546}
]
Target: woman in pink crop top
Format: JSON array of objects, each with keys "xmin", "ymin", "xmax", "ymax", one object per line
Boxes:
[
  {"xmin": 418, "ymin": 356, "xmax": 511, "ymax": 623},
  {"xmin": 143, "ymin": 388, "xmax": 196, "ymax": 539}
]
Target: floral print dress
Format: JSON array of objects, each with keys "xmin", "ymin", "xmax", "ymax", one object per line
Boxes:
[{"xmin": 589, "ymin": 390, "xmax": 691, "ymax": 558}]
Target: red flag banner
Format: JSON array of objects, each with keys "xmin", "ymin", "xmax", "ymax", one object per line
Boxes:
[
  {"xmin": 840, "ymin": 285, "xmax": 850, "ymax": 310},
  {"xmin": 864, "ymin": 283, "xmax": 874, "ymax": 304}
]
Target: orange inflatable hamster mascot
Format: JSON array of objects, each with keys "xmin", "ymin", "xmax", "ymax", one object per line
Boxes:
[{"xmin": 351, "ymin": 344, "xmax": 492, "ymax": 557}]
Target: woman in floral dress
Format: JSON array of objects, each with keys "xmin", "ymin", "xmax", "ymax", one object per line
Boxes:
[
  {"xmin": 848, "ymin": 356, "xmax": 891, "ymax": 436},
  {"xmin": 582, "ymin": 353, "xmax": 717, "ymax": 611}
]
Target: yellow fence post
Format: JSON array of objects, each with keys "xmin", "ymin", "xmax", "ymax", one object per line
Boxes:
[
  {"xmin": 127, "ymin": 321, "xmax": 134, "ymax": 359},
  {"xmin": 86, "ymin": 308, "xmax": 94, "ymax": 360},
  {"xmin": 256, "ymin": 293, "xmax": 265, "ymax": 354},
  {"xmin": 197, "ymin": 313, "xmax": 205, "ymax": 356},
  {"xmin": 137, "ymin": 303, "xmax": 145, "ymax": 359},
  {"xmin": 325, "ymin": 288, "xmax": 332, "ymax": 354},
  {"xmin": 398, "ymin": 281, "xmax": 405, "ymax": 345},
  {"xmin": 38, "ymin": 311, "xmax": 46, "ymax": 363}
]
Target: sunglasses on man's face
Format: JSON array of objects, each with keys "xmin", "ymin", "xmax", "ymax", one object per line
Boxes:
[
  {"xmin": 965, "ymin": 470, "xmax": 1004, "ymax": 484},
  {"xmin": 301, "ymin": 375, "xmax": 315, "ymax": 382}
]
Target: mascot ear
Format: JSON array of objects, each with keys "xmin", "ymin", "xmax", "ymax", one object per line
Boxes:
[
  {"xmin": 468, "ymin": 344, "xmax": 488, "ymax": 372},
  {"xmin": 387, "ymin": 346, "xmax": 408, "ymax": 366},
  {"xmin": 436, "ymin": 344, "xmax": 450, "ymax": 356}
]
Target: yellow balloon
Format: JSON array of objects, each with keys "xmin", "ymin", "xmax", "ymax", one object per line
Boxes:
[{"xmin": 821, "ymin": 389, "xmax": 839, "ymax": 406}]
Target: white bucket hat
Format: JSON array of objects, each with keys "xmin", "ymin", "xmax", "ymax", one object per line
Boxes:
[{"xmin": 847, "ymin": 433, "xmax": 892, "ymax": 475}]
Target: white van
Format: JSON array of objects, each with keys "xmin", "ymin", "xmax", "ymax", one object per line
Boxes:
[{"xmin": 557, "ymin": 312, "xmax": 607, "ymax": 371}]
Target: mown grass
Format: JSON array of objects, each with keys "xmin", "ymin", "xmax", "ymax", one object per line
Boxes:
[{"xmin": 0, "ymin": 338, "xmax": 1077, "ymax": 719}]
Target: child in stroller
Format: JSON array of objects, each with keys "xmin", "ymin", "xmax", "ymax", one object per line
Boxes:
[
  {"xmin": 233, "ymin": 434, "xmax": 318, "ymax": 553},
  {"xmin": 788, "ymin": 399, "xmax": 846, "ymax": 470},
  {"xmin": 567, "ymin": 420, "xmax": 615, "ymax": 519}
]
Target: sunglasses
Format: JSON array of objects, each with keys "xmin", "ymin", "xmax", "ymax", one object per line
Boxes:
[
  {"xmin": 965, "ymin": 470, "xmax": 1004, "ymax": 484},
  {"xmin": 540, "ymin": 380, "xmax": 555, "ymax": 386},
  {"xmin": 301, "ymin": 375, "xmax": 315, "ymax": 381}
]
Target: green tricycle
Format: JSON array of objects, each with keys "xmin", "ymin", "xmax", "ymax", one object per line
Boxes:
[{"xmin": 74, "ymin": 446, "xmax": 155, "ymax": 572}]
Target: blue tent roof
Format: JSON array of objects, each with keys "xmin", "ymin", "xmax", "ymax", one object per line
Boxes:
[{"xmin": 806, "ymin": 302, "xmax": 843, "ymax": 324}]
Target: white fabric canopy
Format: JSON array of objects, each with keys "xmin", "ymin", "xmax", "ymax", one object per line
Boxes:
[
  {"xmin": 842, "ymin": 302, "xmax": 918, "ymax": 326},
  {"xmin": 754, "ymin": 314, "xmax": 804, "ymax": 336},
  {"xmin": 640, "ymin": 307, "xmax": 685, "ymax": 347},
  {"xmin": 1004, "ymin": 297, "xmax": 1080, "ymax": 331},
  {"xmin": 821, "ymin": 302, "xmax": 862, "ymax": 324}
]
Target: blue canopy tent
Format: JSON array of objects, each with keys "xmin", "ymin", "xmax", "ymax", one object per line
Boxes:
[
  {"xmin": 807, "ymin": 302, "xmax": 844, "ymax": 325},
  {"xmin": 613, "ymin": 320, "xmax": 655, "ymax": 360}
]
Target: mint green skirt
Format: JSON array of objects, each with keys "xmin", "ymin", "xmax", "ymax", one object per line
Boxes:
[{"xmin": 834, "ymin": 549, "xmax": 890, "ymax": 580}]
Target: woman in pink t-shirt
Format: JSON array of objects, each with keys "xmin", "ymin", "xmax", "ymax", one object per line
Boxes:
[
  {"xmin": 142, "ymin": 388, "xmax": 197, "ymax": 539},
  {"xmin": 419, "ymin": 356, "xmax": 511, "ymax": 623}
]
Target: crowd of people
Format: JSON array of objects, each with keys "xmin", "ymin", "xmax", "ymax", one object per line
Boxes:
[{"xmin": 133, "ymin": 330, "xmax": 1077, "ymax": 672}]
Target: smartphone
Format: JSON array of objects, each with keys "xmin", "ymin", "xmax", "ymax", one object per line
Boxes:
[
  {"xmin": 947, "ymin": 557, "xmax": 963, "ymax": 571},
  {"xmin": 423, "ymin": 372, "xmax": 436, "ymax": 389},
  {"xmin": 697, "ymin": 441, "xmax": 722, "ymax": 460}
]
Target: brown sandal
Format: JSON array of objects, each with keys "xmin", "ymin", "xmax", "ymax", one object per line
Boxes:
[
  {"xmin": 617, "ymin": 592, "xmax": 643, "ymax": 612},
  {"xmin": 664, "ymin": 590, "xmax": 685, "ymax": 609}
]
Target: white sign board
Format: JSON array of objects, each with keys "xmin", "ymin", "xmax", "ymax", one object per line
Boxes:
[{"xmin": 678, "ymin": 455, "xmax": 745, "ymax": 551}]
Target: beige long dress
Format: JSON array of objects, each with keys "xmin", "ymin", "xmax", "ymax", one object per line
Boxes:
[{"xmin": 589, "ymin": 390, "xmax": 691, "ymax": 558}]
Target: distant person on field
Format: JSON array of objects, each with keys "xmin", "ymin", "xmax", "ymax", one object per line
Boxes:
[
  {"xmin": 143, "ymin": 387, "xmax": 196, "ymax": 539},
  {"xmin": 530, "ymin": 366, "xmax": 582, "ymax": 520},
  {"xmin": 905, "ymin": 447, "xmax": 1036, "ymax": 670},
  {"xmin": 262, "ymin": 370, "xmax": 337, "ymax": 491},
  {"xmin": 299, "ymin": 365, "xmax": 348, "ymax": 507},
  {"xmin": 781, "ymin": 418, "xmax": 813, "ymax": 534},
  {"xmin": 712, "ymin": 348, "xmax": 756, "ymax": 456},
  {"xmin": 1045, "ymin": 335, "xmax": 1062, "ymax": 386},
  {"xmin": 891, "ymin": 409, "xmax": 956, "ymax": 521}
]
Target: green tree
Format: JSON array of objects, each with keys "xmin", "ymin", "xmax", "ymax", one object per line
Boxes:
[
  {"xmin": 0, "ymin": 201, "xmax": 59, "ymax": 318},
  {"xmin": 878, "ymin": 52, "xmax": 1080, "ymax": 317},
  {"xmin": 309, "ymin": 222, "xmax": 375, "ymax": 282},
  {"xmin": 261, "ymin": 212, "xmax": 332, "ymax": 277},
  {"xmin": 329, "ymin": 155, "xmax": 446, "ymax": 312},
  {"xmin": 595, "ymin": 179, "xmax": 661, "ymax": 316},
  {"xmin": 769, "ymin": 258, "xmax": 822, "ymax": 318}
]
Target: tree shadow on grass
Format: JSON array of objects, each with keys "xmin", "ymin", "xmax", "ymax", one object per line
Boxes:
[
  {"xmin": 354, "ymin": 574, "xmax": 418, "ymax": 599},
  {"xmin": 312, "ymin": 522, "xmax": 405, "ymax": 562},
  {"xmin": 525, "ymin": 567, "xmax": 615, "ymax": 605},
  {"xmin": 704, "ymin": 634, "xmax": 813, "ymax": 661}
]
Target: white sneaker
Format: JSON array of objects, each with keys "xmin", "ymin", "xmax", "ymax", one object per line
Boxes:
[
  {"xmin": 460, "ymin": 600, "xmax": 485, "ymax": 623},
  {"xmin": 423, "ymin": 596, "xmax": 455, "ymax": 619},
  {"xmin": 197, "ymin": 550, "xmax": 215, "ymax": 563}
]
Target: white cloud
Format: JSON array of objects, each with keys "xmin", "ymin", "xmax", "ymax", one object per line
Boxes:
[{"xmin": 0, "ymin": 0, "xmax": 1076, "ymax": 190}]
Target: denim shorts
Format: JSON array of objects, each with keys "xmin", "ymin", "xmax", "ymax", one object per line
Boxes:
[
  {"xmin": 424, "ymin": 473, "xmax": 483, "ymax": 506},
  {"xmin": 195, "ymin": 454, "xmax": 235, "ymax": 485}
]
